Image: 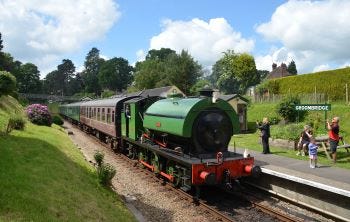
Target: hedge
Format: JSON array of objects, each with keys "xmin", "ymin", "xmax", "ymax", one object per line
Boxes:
[{"xmin": 260, "ymin": 67, "xmax": 350, "ymax": 101}]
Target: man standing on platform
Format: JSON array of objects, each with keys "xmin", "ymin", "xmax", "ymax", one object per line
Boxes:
[
  {"xmin": 327, "ymin": 117, "xmax": 341, "ymax": 163},
  {"xmin": 256, "ymin": 117, "xmax": 271, "ymax": 154}
]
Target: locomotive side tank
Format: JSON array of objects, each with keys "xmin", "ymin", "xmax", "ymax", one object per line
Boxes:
[{"xmin": 143, "ymin": 96, "xmax": 239, "ymax": 156}]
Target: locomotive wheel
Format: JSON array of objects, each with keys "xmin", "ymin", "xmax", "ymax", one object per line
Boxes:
[
  {"xmin": 151, "ymin": 152, "xmax": 160, "ymax": 174},
  {"xmin": 166, "ymin": 160, "xmax": 180, "ymax": 187},
  {"xmin": 138, "ymin": 152, "xmax": 146, "ymax": 168}
]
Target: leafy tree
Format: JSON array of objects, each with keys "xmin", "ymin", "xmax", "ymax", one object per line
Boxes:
[
  {"xmin": 98, "ymin": 57, "xmax": 133, "ymax": 93},
  {"xmin": 134, "ymin": 59, "xmax": 167, "ymax": 90},
  {"xmin": 257, "ymin": 70, "xmax": 269, "ymax": 81},
  {"xmin": 66, "ymin": 72, "xmax": 84, "ymax": 96},
  {"xmin": 82, "ymin": 47, "xmax": 104, "ymax": 95},
  {"xmin": 190, "ymin": 79, "xmax": 211, "ymax": 95},
  {"xmin": 146, "ymin": 48, "xmax": 176, "ymax": 61},
  {"xmin": 276, "ymin": 95, "xmax": 307, "ymax": 123},
  {"xmin": 165, "ymin": 50, "xmax": 202, "ymax": 95},
  {"xmin": 17, "ymin": 63, "xmax": 41, "ymax": 93},
  {"xmin": 212, "ymin": 50, "xmax": 258, "ymax": 94},
  {"xmin": 0, "ymin": 33, "xmax": 3, "ymax": 52},
  {"xmin": 287, "ymin": 60, "xmax": 297, "ymax": 75},
  {"xmin": 57, "ymin": 59, "xmax": 75, "ymax": 95},
  {"xmin": 0, "ymin": 71, "xmax": 16, "ymax": 96}
]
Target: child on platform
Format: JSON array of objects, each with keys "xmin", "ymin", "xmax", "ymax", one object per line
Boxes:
[{"xmin": 308, "ymin": 137, "xmax": 318, "ymax": 168}]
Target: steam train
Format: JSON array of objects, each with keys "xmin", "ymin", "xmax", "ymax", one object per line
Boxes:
[{"xmin": 59, "ymin": 88, "xmax": 260, "ymax": 193}]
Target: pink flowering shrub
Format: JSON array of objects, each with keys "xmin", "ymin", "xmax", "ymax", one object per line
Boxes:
[{"xmin": 26, "ymin": 104, "xmax": 52, "ymax": 126}]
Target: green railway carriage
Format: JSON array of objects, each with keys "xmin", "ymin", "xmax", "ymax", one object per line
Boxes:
[{"xmin": 59, "ymin": 102, "xmax": 82, "ymax": 122}]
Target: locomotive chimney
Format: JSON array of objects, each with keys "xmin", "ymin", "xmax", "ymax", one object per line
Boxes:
[{"xmin": 199, "ymin": 86, "xmax": 214, "ymax": 97}]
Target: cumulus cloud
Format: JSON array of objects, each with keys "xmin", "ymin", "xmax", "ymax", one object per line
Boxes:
[
  {"xmin": 0, "ymin": 0, "xmax": 120, "ymax": 75},
  {"xmin": 150, "ymin": 18, "xmax": 254, "ymax": 66},
  {"xmin": 256, "ymin": 0, "xmax": 350, "ymax": 73}
]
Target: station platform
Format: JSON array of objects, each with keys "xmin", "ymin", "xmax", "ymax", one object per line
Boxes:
[{"xmin": 229, "ymin": 147, "xmax": 350, "ymax": 196}]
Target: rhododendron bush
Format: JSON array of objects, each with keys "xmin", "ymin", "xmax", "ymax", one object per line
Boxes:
[{"xmin": 26, "ymin": 104, "xmax": 52, "ymax": 126}]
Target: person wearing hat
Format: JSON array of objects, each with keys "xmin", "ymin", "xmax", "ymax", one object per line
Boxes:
[{"xmin": 327, "ymin": 117, "xmax": 341, "ymax": 163}]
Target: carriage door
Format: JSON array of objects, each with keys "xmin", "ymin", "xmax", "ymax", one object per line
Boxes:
[{"xmin": 123, "ymin": 104, "xmax": 131, "ymax": 137}]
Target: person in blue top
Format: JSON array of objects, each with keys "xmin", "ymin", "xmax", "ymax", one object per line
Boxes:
[{"xmin": 308, "ymin": 137, "xmax": 318, "ymax": 168}]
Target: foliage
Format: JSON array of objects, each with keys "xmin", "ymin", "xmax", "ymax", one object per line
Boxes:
[
  {"xmin": 134, "ymin": 48, "xmax": 202, "ymax": 94},
  {"xmin": 6, "ymin": 115, "xmax": 26, "ymax": 133},
  {"xmin": 190, "ymin": 79, "xmax": 212, "ymax": 95},
  {"xmin": 26, "ymin": 104, "xmax": 52, "ymax": 126},
  {"xmin": 257, "ymin": 67, "xmax": 350, "ymax": 101},
  {"xmin": 82, "ymin": 47, "xmax": 104, "ymax": 95},
  {"xmin": 0, "ymin": 71, "xmax": 16, "ymax": 96},
  {"xmin": 17, "ymin": 63, "xmax": 42, "ymax": 93},
  {"xmin": 94, "ymin": 151, "xmax": 105, "ymax": 167},
  {"xmin": 52, "ymin": 115, "xmax": 64, "ymax": 126},
  {"xmin": 287, "ymin": 60, "xmax": 297, "ymax": 75},
  {"xmin": 98, "ymin": 57, "xmax": 133, "ymax": 93},
  {"xmin": 270, "ymin": 122, "xmax": 304, "ymax": 141},
  {"xmin": 212, "ymin": 50, "xmax": 258, "ymax": 94},
  {"xmin": 97, "ymin": 163, "xmax": 116, "ymax": 186},
  {"xmin": 164, "ymin": 50, "xmax": 203, "ymax": 95},
  {"xmin": 101, "ymin": 90, "xmax": 116, "ymax": 98},
  {"xmin": 276, "ymin": 95, "xmax": 307, "ymax": 122},
  {"xmin": 0, "ymin": 32, "xmax": 3, "ymax": 51}
]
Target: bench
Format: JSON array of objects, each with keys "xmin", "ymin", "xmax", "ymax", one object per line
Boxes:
[{"xmin": 315, "ymin": 136, "xmax": 350, "ymax": 160}]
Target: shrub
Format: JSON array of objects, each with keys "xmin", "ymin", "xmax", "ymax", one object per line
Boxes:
[
  {"xmin": 94, "ymin": 151, "xmax": 104, "ymax": 167},
  {"xmin": 52, "ymin": 115, "xmax": 64, "ymax": 126},
  {"xmin": 276, "ymin": 95, "xmax": 307, "ymax": 123},
  {"xmin": 26, "ymin": 104, "xmax": 52, "ymax": 126},
  {"xmin": 6, "ymin": 115, "xmax": 26, "ymax": 133},
  {"xmin": 271, "ymin": 123, "xmax": 304, "ymax": 141},
  {"xmin": 0, "ymin": 71, "xmax": 16, "ymax": 96},
  {"xmin": 97, "ymin": 163, "xmax": 116, "ymax": 186}
]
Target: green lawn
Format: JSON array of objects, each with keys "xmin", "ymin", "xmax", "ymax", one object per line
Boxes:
[
  {"xmin": 231, "ymin": 133, "xmax": 350, "ymax": 169},
  {"xmin": 0, "ymin": 96, "xmax": 136, "ymax": 222}
]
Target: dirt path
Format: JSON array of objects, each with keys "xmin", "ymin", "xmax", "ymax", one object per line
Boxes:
[{"xmin": 63, "ymin": 121, "xmax": 210, "ymax": 222}]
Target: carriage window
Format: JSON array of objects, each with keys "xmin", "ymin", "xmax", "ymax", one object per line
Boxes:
[
  {"xmin": 107, "ymin": 108, "xmax": 111, "ymax": 123},
  {"xmin": 97, "ymin": 108, "xmax": 100, "ymax": 120},
  {"xmin": 112, "ymin": 110, "xmax": 115, "ymax": 123},
  {"xmin": 94, "ymin": 108, "xmax": 96, "ymax": 119},
  {"xmin": 89, "ymin": 107, "xmax": 92, "ymax": 118},
  {"xmin": 101, "ymin": 108, "xmax": 105, "ymax": 122}
]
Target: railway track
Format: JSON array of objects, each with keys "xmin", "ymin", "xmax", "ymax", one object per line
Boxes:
[{"xmin": 68, "ymin": 122, "xmax": 305, "ymax": 222}]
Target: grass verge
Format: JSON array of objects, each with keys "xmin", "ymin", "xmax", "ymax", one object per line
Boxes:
[{"xmin": 0, "ymin": 96, "xmax": 136, "ymax": 221}]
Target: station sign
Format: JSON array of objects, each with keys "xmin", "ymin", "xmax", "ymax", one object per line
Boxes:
[{"xmin": 294, "ymin": 104, "xmax": 331, "ymax": 111}]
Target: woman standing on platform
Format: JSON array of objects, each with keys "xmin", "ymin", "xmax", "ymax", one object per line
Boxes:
[
  {"xmin": 327, "ymin": 117, "xmax": 341, "ymax": 163},
  {"xmin": 256, "ymin": 117, "xmax": 271, "ymax": 154}
]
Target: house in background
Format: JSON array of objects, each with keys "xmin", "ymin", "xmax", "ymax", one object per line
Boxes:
[
  {"xmin": 218, "ymin": 94, "xmax": 249, "ymax": 132},
  {"xmin": 266, "ymin": 63, "xmax": 292, "ymax": 79}
]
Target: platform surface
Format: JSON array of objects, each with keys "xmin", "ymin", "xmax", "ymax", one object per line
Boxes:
[{"xmin": 229, "ymin": 147, "xmax": 350, "ymax": 193}]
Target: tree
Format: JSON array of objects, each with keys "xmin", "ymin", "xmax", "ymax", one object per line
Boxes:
[
  {"xmin": 190, "ymin": 79, "xmax": 211, "ymax": 95},
  {"xmin": 56, "ymin": 59, "xmax": 75, "ymax": 95},
  {"xmin": 134, "ymin": 59, "xmax": 167, "ymax": 90},
  {"xmin": 287, "ymin": 60, "xmax": 297, "ymax": 75},
  {"xmin": 277, "ymin": 95, "xmax": 307, "ymax": 122},
  {"xmin": 146, "ymin": 48, "xmax": 176, "ymax": 61},
  {"xmin": 165, "ymin": 50, "xmax": 202, "ymax": 95},
  {"xmin": 0, "ymin": 71, "xmax": 16, "ymax": 96},
  {"xmin": 212, "ymin": 50, "xmax": 258, "ymax": 94},
  {"xmin": 257, "ymin": 70, "xmax": 269, "ymax": 81},
  {"xmin": 82, "ymin": 47, "xmax": 104, "ymax": 95},
  {"xmin": 0, "ymin": 33, "xmax": 3, "ymax": 52},
  {"xmin": 98, "ymin": 57, "xmax": 133, "ymax": 92},
  {"xmin": 18, "ymin": 63, "xmax": 41, "ymax": 93}
]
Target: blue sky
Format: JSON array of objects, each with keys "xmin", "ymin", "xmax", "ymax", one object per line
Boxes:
[{"xmin": 1, "ymin": 0, "xmax": 350, "ymax": 77}]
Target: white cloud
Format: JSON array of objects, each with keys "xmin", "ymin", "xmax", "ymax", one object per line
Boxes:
[
  {"xmin": 136, "ymin": 49, "xmax": 146, "ymax": 62},
  {"xmin": 0, "ymin": 0, "xmax": 120, "ymax": 76},
  {"xmin": 150, "ymin": 18, "xmax": 254, "ymax": 66},
  {"xmin": 256, "ymin": 0, "xmax": 350, "ymax": 73},
  {"xmin": 313, "ymin": 64, "xmax": 331, "ymax": 73}
]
